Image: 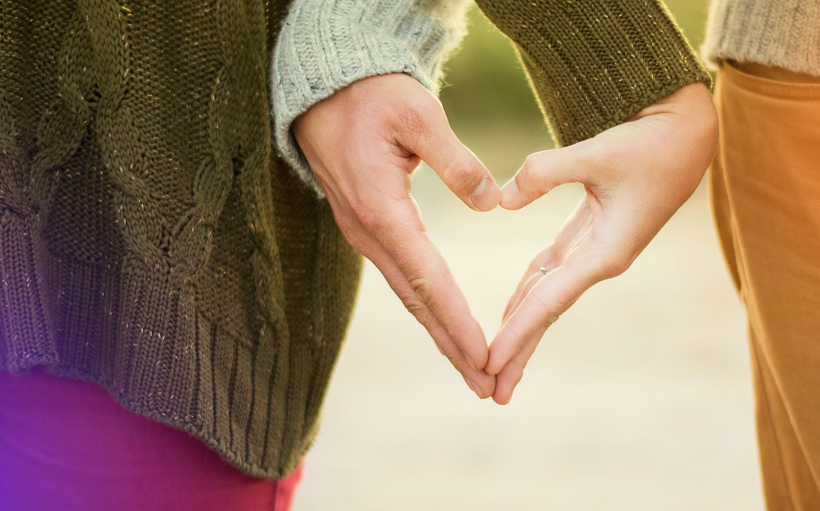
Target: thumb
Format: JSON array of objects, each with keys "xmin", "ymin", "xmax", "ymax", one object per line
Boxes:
[
  {"xmin": 501, "ymin": 142, "xmax": 594, "ymax": 210},
  {"xmin": 395, "ymin": 100, "xmax": 500, "ymax": 212}
]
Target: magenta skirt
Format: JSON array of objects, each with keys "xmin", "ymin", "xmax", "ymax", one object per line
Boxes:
[{"xmin": 0, "ymin": 369, "xmax": 302, "ymax": 511}]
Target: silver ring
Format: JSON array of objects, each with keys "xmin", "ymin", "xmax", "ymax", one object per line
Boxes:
[{"xmin": 539, "ymin": 267, "xmax": 549, "ymax": 275}]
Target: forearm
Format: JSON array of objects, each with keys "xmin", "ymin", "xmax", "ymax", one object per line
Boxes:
[
  {"xmin": 474, "ymin": 0, "xmax": 712, "ymax": 147},
  {"xmin": 270, "ymin": 0, "xmax": 472, "ymax": 195}
]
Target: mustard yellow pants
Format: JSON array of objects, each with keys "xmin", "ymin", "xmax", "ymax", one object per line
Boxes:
[{"xmin": 711, "ymin": 62, "xmax": 820, "ymax": 510}]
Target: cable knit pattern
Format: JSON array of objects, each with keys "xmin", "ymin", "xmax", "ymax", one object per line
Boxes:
[
  {"xmin": 702, "ymin": 0, "xmax": 820, "ymax": 77},
  {"xmin": 271, "ymin": 0, "xmax": 472, "ymax": 196},
  {"xmin": 0, "ymin": 0, "xmax": 363, "ymax": 479}
]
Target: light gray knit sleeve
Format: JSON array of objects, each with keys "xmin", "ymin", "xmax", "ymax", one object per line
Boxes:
[
  {"xmin": 270, "ymin": 0, "xmax": 471, "ymax": 196},
  {"xmin": 701, "ymin": 0, "xmax": 820, "ymax": 77}
]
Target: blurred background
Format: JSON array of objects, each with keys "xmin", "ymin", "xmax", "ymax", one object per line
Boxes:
[{"xmin": 294, "ymin": 2, "xmax": 764, "ymax": 510}]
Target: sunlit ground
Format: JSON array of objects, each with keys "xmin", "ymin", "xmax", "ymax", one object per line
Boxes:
[{"xmin": 292, "ymin": 168, "xmax": 764, "ymax": 510}]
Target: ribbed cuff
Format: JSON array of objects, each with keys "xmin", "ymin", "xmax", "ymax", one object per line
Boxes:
[
  {"xmin": 701, "ymin": 0, "xmax": 820, "ymax": 77},
  {"xmin": 475, "ymin": 0, "xmax": 712, "ymax": 147},
  {"xmin": 270, "ymin": 0, "xmax": 470, "ymax": 197}
]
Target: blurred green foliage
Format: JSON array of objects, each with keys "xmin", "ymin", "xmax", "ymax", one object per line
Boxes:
[{"xmin": 439, "ymin": 0, "xmax": 712, "ymax": 179}]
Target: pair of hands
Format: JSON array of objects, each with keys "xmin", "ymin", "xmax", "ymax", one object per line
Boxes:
[{"xmin": 293, "ymin": 73, "xmax": 718, "ymax": 405}]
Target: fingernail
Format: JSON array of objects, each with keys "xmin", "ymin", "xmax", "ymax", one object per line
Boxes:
[
  {"xmin": 501, "ymin": 179, "xmax": 519, "ymax": 206},
  {"xmin": 471, "ymin": 177, "xmax": 499, "ymax": 211}
]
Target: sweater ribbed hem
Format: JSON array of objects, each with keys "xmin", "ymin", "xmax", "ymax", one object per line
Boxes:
[
  {"xmin": 475, "ymin": 0, "xmax": 712, "ymax": 147},
  {"xmin": 0, "ymin": 245, "xmax": 293, "ymax": 479},
  {"xmin": 701, "ymin": 0, "xmax": 820, "ymax": 77},
  {"xmin": 0, "ymin": 207, "xmax": 361, "ymax": 479},
  {"xmin": 270, "ymin": 0, "xmax": 471, "ymax": 197}
]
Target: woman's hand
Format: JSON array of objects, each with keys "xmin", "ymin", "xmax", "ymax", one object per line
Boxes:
[
  {"xmin": 293, "ymin": 73, "xmax": 501, "ymax": 398},
  {"xmin": 487, "ymin": 82, "xmax": 719, "ymax": 405}
]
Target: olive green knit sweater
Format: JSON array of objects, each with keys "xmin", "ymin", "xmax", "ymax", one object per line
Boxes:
[{"xmin": 0, "ymin": 0, "xmax": 708, "ymax": 478}]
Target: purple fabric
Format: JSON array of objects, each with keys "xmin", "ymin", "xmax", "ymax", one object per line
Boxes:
[{"xmin": 0, "ymin": 368, "xmax": 302, "ymax": 511}]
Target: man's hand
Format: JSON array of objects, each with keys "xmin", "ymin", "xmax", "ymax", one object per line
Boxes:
[
  {"xmin": 487, "ymin": 82, "xmax": 719, "ymax": 405},
  {"xmin": 293, "ymin": 73, "xmax": 501, "ymax": 398}
]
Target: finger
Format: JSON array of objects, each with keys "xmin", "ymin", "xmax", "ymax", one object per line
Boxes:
[
  {"xmin": 320, "ymin": 155, "xmax": 493, "ymax": 393},
  {"xmin": 503, "ymin": 271, "xmax": 544, "ymax": 323},
  {"xmin": 355, "ymin": 220, "xmax": 496, "ymax": 398},
  {"xmin": 501, "ymin": 143, "xmax": 593, "ymax": 211},
  {"xmin": 394, "ymin": 101, "xmax": 500, "ymax": 212},
  {"xmin": 487, "ymin": 263, "xmax": 595, "ymax": 375},
  {"xmin": 492, "ymin": 335, "xmax": 541, "ymax": 405},
  {"xmin": 502, "ymin": 248, "xmax": 555, "ymax": 323},
  {"xmin": 331, "ymin": 187, "xmax": 494, "ymax": 396},
  {"xmin": 505, "ymin": 260, "xmax": 561, "ymax": 323},
  {"xmin": 365, "ymin": 195, "xmax": 490, "ymax": 373},
  {"xmin": 416, "ymin": 292, "xmax": 495, "ymax": 398}
]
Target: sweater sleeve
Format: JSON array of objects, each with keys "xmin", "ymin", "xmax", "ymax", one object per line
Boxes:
[
  {"xmin": 474, "ymin": 0, "xmax": 712, "ymax": 147},
  {"xmin": 270, "ymin": 0, "xmax": 472, "ymax": 196}
]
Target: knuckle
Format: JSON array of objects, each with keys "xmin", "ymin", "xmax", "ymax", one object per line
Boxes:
[
  {"xmin": 609, "ymin": 259, "xmax": 631, "ymax": 278},
  {"xmin": 348, "ymin": 197, "xmax": 380, "ymax": 232},
  {"xmin": 402, "ymin": 300, "xmax": 462, "ymax": 369},
  {"xmin": 609, "ymin": 253, "xmax": 637, "ymax": 278},
  {"xmin": 401, "ymin": 295, "xmax": 438, "ymax": 331},
  {"xmin": 403, "ymin": 298, "xmax": 428, "ymax": 320},
  {"xmin": 336, "ymin": 221, "xmax": 364, "ymax": 249},
  {"xmin": 408, "ymin": 276, "xmax": 434, "ymax": 305},
  {"xmin": 528, "ymin": 293, "xmax": 562, "ymax": 328},
  {"xmin": 520, "ymin": 154, "xmax": 537, "ymax": 178},
  {"xmin": 393, "ymin": 100, "xmax": 432, "ymax": 138},
  {"xmin": 442, "ymin": 157, "xmax": 481, "ymax": 192},
  {"xmin": 358, "ymin": 211, "xmax": 380, "ymax": 234},
  {"xmin": 523, "ymin": 153, "xmax": 539, "ymax": 169},
  {"xmin": 594, "ymin": 252, "xmax": 635, "ymax": 280},
  {"xmin": 520, "ymin": 155, "xmax": 545, "ymax": 191}
]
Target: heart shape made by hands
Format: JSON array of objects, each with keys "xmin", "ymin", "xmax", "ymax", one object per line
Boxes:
[{"xmin": 294, "ymin": 73, "xmax": 717, "ymax": 404}]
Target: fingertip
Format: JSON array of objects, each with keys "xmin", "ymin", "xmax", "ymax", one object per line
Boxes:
[
  {"xmin": 492, "ymin": 390, "xmax": 511, "ymax": 405},
  {"xmin": 465, "ymin": 378, "xmax": 481, "ymax": 397},
  {"xmin": 500, "ymin": 179, "xmax": 527, "ymax": 210},
  {"xmin": 500, "ymin": 177, "xmax": 517, "ymax": 204},
  {"xmin": 466, "ymin": 371, "xmax": 495, "ymax": 399},
  {"xmin": 484, "ymin": 349, "xmax": 505, "ymax": 376},
  {"xmin": 492, "ymin": 366, "xmax": 522, "ymax": 405},
  {"xmin": 473, "ymin": 356, "xmax": 488, "ymax": 373},
  {"xmin": 470, "ymin": 177, "xmax": 501, "ymax": 212},
  {"xmin": 486, "ymin": 330, "xmax": 515, "ymax": 376},
  {"xmin": 477, "ymin": 386, "xmax": 494, "ymax": 400},
  {"xmin": 456, "ymin": 317, "xmax": 489, "ymax": 372}
]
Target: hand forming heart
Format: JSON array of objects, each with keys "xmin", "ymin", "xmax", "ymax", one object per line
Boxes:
[
  {"xmin": 293, "ymin": 73, "xmax": 718, "ymax": 404},
  {"xmin": 293, "ymin": 73, "xmax": 501, "ymax": 399},
  {"xmin": 486, "ymin": 82, "xmax": 718, "ymax": 404}
]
